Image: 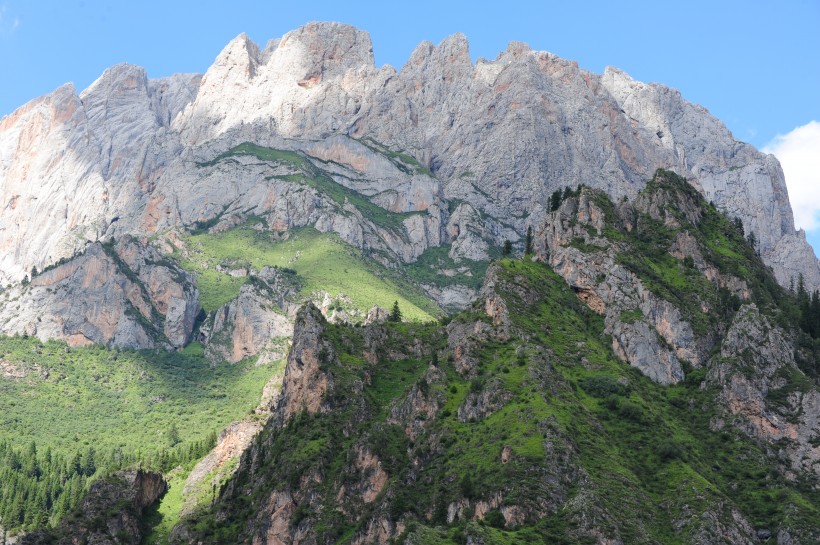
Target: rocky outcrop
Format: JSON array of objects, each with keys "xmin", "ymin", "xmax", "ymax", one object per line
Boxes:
[
  {"xmin": 708, "ymin": 305, "xmax": 820, "ymax": 475},
  {"xmin": 113, "ymin": 237, "xmax": 200, "ymax": 347},
  {"xmin": 277, "ymin": 303, "xmax": 334, "ymax": 423},
  {"xmin": 180, "ymin": 419, "xmax": 263, "ymax": 516},
  {"xmin": 387, "ymin": 364, "xmax": 445, "ymax": 440},
  {"xmin": 0, "ymin": 239, "xmax": 198, "ymax": 349},
  {"xmin": 203, "ymin": 268, "xmax": 296, "ymax": 363},
  {"xmin": 534, "ymin": 190, "xmax": 699, "ymax": 384},
  {"xmin": 336, "ymin": 444, "xmax": 388, "ymax": 506},
  {"xmin": 457, "ymin": 377, "xmax": 511, "ymax": 422},
  {"xmin": 22, "ymin": 470, "xmax": 166, "ymax": 545}
]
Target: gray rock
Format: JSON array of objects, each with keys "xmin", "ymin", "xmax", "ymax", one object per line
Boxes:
[
  {"xmin": 708, "ymin": 305, "xmax": 820, "ymax": 476},
  {"xmin": 21, "ymin": 470, "xmax": 166, "ymax": 545},
  {"xmin": 0, "ymin": 240, "xmax": 198, "ymax": 349},
  {"xmin": 1, "ymin": 21, "xmax": 818, "ymax": 343},
  {"xmin": 534, "ymin": 192, "xmax": 695, "ymax": 384},
  {"xmin": 204, "ymin": 279, "xmax": 293, "ymax": 363}
]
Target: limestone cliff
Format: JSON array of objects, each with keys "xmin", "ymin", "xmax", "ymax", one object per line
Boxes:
[
  {"xmin": 0, "ymin": 238, "xmax": 198, "ymax": 349},
  {"xmin": 202, "ymin": 267, "xmax": 297, "ymax": 363},
  {"xmin": 532, "ymin": 170, "xmax": 819, "ymax": 477},
  {"xmin": 1, "ymin": 22, "xmax": 817, "ymax": 300}
]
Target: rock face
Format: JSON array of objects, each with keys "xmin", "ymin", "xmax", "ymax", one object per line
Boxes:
[
  {"xmin": 276, "ymin": 303, "xmax": 334, "ymax": 423},
  {"xmin": 203, "ymin": 267, "xmax": 297, "ymax": 363},
  {"xmin": 180, "ymin": 419, "xmax": 264, "ymax": 516},
  {"xmin": 708, "ymin": 304, "xmax": 820, "ymax": 475},
  {"xmin": 1, "ymin": 22, "xmax": 817, "ymax": 300},
  {"xmin": 21, "ymin": 470, "xmax": 166, "ymax": 545},
  {"xmin": 172, "ymin": 251, "xmax": 818, "ymax": 545},
  {"xmin": 0, "ymin": 238, "xmax": 199, "ymax": 349},
  {"xmin": 534, "ymin": 187, "xmax": 702, "ymax": 384}
]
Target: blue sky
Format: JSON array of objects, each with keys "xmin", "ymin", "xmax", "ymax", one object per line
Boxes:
[{"xmin": 1, "ymin": 0, "xmax": 818, "ymax": 254}]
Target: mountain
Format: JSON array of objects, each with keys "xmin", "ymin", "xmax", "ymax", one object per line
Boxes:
[
  {"xmin": 1, "ymin": 22, "xmax": 819, "ymax": 545},
  {"xmin": 170, "ymin": 174, "xmax": 818, "ymax": 545},
  {"xmin": 1, "ymin": 23, "xmax": 818, "ymax": 306}
]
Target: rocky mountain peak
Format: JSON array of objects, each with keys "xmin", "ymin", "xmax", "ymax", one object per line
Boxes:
[
  {"xmin": 499, "ymin": 40, "xmax": 533, "ymax": 60},
  {"xmin": 1, "ymin": 22, "xmax": 818, "ymax": 293},
  {"xmin": 278, "ymin": 21, "xmax": 375, "ymax": 75},
  {"xmin": 211, "ymin": 32, "xmax": 261, "ymax": 80},
  {"xmin": 80, "ymin": 62, "xmax": 150, "ymax": 101}
]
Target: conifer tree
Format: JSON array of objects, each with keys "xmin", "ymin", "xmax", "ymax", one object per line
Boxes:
[
  {"xmin": 389, "ymin": 301, "xmax": 402, "ymax": 323},
  {"xmin": 524, "ymin": 226, "xmax": 533, "ymax": 256}
]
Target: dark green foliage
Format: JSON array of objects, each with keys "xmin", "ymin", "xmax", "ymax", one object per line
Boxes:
[
  {"xmin": 404, "ymin": 244, "xmax": 490, "ymax": 294},
  {"xmin": 616, "ymin": 400, "xmax": 644, "ymax": 422},
  {"xmin": 549, "ymin": 189, "xmax": 563, "ymax": 212},
  {"xmin": 459, "ymin": 474, "xmax": 476, "ymax": 499},
  {"xmin": 524, "ymin": 226, "xmax": 533, "ymax": 256},
  {"xmin": 390, "ymin": 300, "xmax": 403, "ymax": 323},
  {"xmin": 733, "ymin": 217, "xmax": 744, "ymax": 236},
  {"xmin": 578, "ymin": 169, "xmax": 789, "ymax": 338},
  {"xmin": 746, "ymin": 231, "xmax": 757, "ymax": 253},
  {"xmin": 502, "ymin": 239, "xmax": 513, "ymax": 257},
  {"xmin": 580, "ymin": 375, "xmax": 626, "ymax": 398},
  {"xmin": 654, "ymin": 440, "xmax": 685, "ymax": 462},
  {"xmin": 483, "ymin": 509, "xmax": 505, "ymax": 529},
  {"xmin": 0, "ymin": 334, "xmax": 262, "ymax": 534},
  {"xmin": 167, "ymin": 423, "xmax": 181, "ymax": 447}
]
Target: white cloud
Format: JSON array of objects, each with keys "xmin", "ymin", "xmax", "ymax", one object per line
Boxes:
[
  {"xmin": 763, "ymin": 121, "xmax": 820, "ymax": 232},
  {"xmin": 0, "ymin": 4, "xmax": 19, "ymax": 36}
]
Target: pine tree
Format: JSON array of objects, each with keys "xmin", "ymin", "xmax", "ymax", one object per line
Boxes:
[
  {"xmin": 549, "ymin": 189, "xmax": 562, "ymax": 211},
  {"xmin": 524, "ymin": 226, "xmax": 533, "ymax": 256},
  {"xmin": 389, "ymin": 301, "xmax": 402, "ymax": 323},
  {"xmin": 747, "ymin": 231, "xmax": 757, "ymax": 253},
  {"xmin": 167, "ymin": 423, "xmax": 181, "ymax": 447},
  {"xmin": 502, "ymin": 240, "xmax": 512, "ymax": 257}
]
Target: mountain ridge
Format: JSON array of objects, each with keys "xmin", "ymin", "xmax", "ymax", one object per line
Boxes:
[
  {"xmin": 1, "ymin": 22, "xmax": 818, "ymax": 300},
  {"xmin": 170, "ymin": 177, "xmax": 819, "ymax": 543}
]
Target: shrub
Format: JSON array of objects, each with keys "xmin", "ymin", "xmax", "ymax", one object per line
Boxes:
[
  {"xmin": 618, "ymin": 400, "xmax": 644, "ymax": 422},
  {"xmin": 484, "ymin": 509, "xmax": 506, "ymax": 529},
  {"xmin": 580, "ymin": 375, "xmax": 625, "ymax": 398},
  {"xmin": 655, "ymin": 440, "xmax": 685, "ymax": 462},
  {"xmin": 459, "ymin": 474, "xmax": 475, "ymax": 499}
]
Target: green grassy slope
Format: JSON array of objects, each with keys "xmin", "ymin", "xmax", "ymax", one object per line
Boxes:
[
  {"xmin": 172, "ymin": 226, "xmax": 440, "ymax": 321},
  {"xmin": 0, "ymin": 338, "xmax": 274, "ymax": 454},
  {"xmin": 198, "ymin": 142, "xmax": 420, "ymax": 234},
  {"xmin": 0, "ymin": 336, "xmax": 279, "ymax": 534}
]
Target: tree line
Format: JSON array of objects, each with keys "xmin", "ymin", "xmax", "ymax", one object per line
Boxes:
[{"xmin": 0, "ymin": 432, "xmax": 217, "ymax": 534}]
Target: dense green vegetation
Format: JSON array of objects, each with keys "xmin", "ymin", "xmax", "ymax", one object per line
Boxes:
[
  {"xmin": 567, "ymin": 169, "xmax": 819, "ymax": 379},
  {"xmin": 172, "ymin": 226, "xmax": 440, "ymax": 320},
  {"xmin": 0, "ymin": 336, "xmax": 275, "ymax": 534},
  {"xmin": 0, "ymin": 337, "xmax": 271, "ymax": 452},
  {"xmin": 792, "ymin": 275, "xmax": 820, "ymax": 381},
  {"xmin": 186, "ymin": 256, "xmax": 818, "ymax": 544},
  {"xmin": 0, "ymin": 436, "xmax": 215, "ymax": 534}
]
